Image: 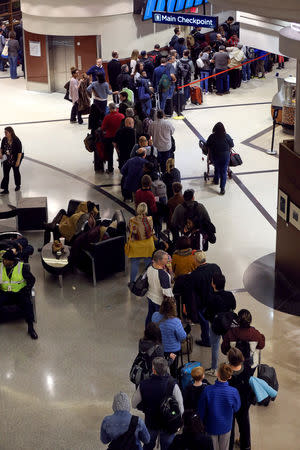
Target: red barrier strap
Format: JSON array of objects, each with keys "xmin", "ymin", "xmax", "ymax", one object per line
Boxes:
[{"xmin": 178, "ymin": 52, "xmax": 271, "ymax": 89}]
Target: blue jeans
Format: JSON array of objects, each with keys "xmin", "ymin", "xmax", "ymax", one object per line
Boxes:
[
  {"xmin": 159, "ymin": 90, "xmax": 168, "ymax": 111},
  {"xmin": 145, "ymin": 298, "xmax": 160, "ymax": 326},
  {"xmin": 183, "ymin": 86, "xmax": 190, "ymax": 103},
  {"xmin": 130, "ymin": 257, "xmax": 152, "ymax": 283},
  {"xmin": 158, "ymin": 150, "xmax": 171, "ymax": 173},
  {"xmin": 200, "ymin": 70, "xmax": 210, "ymax": 92},
  {"xmin": 198, "ymin": 310, "xmax": 211, "ymax": 346},
  {"xmin": 143, "ymin": 429, "xmax": 175, "ymax": 450},
  {"xmin": 142, "ymin": 99, "xmax": 152, "ymax": 117},
  {"xmin": 0, "ymin": 56, "xmax": 5, "ymax": 71},
  {"xmin": 167, "ymin": 84, "xmax": 176, "ymax": 99},
  {"xmin": 210, "ymin": 325, "xmax": 221, "ymax": 370},
  {"xmin": 8, "ymin": 55, "xmax": 18, "ymax": 79},
  {"xmin": 215, "ymin": 69, "xmax": 229, "ymax": 93},
  {"xmin": 242, "ymin": 60, "xmax": 251, "ymax": 81},
  {"xmin": 214, "ymin": 153, "xmax": 230, "ymax": 191}
]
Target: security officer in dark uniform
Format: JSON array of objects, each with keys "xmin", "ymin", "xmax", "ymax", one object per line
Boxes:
[{"xmin": 0, "ymin": 249, "xmax": 38, "ymax": 339}]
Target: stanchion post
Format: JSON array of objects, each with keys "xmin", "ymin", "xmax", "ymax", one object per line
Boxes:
[{"xmin": 267, "ymin": 108, "xmax": 279, "ymax": 155}]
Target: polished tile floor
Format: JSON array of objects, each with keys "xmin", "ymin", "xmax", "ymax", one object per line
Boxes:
[{"xmin": 0, "ymin": 61, "xmax": 299, "ymax": 449}]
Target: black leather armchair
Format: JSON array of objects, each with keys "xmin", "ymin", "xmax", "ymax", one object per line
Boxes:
[{"xmin": 76, "ymin": 210, "xmax": 126, "ymax": 286}]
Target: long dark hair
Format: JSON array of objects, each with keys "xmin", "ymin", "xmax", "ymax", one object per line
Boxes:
[
  {"xmin": 5, "ymin": 127, "xmax": 16, "ymax": 140},
  {"xmin": 143, "ymin": 322, "xmax": 162, "ymax": 343},
  {"xmin": 213, "ymin": 122, "xmax": 226, "ymax": 136}
]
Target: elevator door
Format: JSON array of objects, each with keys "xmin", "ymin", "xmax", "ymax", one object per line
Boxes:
[{"xmin": 48, "ymin": 36, "xmax": 75, "ymax": 93}]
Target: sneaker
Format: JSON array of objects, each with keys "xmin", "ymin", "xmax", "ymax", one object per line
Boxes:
[{"xmin": 206, "ymin": 368, "xmax": 217, "ymax": 377}]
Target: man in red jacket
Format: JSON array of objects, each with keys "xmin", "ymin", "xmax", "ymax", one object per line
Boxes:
[{"xmin": 101, "ymin": 103, "xmax": 124, "ymax": 173}]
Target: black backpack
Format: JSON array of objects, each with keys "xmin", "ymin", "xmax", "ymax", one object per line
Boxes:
[
  {"xmin": 212, "ymin": 311, "xmax": 238, "ymax": 336},
  {"xmin": 160, "ymin": 379, "xmax": 183, "ymax": 434},
  {"xmin": 146, "ymin": 146, "xmax": 159, "ymax": 170},
  {"xmin": 177, "ymin": 59, "xmax": 191, "ymax": 82},
  {"xmin": 107, "ymin": 415, "xmax": 139, "ymax": 450},
  {"xmin": 235, "ymin": 339, "xmax": 253, "ymax": 366},
  {"xmin": 257, "ymin": 364, "xmax": 279, "ymax": 406},
  {"xmin": 129, "ymin": 345, "xmax": 160, "ymax": 386}
]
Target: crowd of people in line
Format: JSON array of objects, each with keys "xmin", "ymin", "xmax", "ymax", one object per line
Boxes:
[
  {"xmin": 0, "ymin": 20, "xmax": 24, "ymax": 79},
  {"xmin": 92, "ymin": 21, "xmax": 272, "ymax": 450},
  {"xmin": 0, "ymin": 15, "xmax": 279, "ymax": 449}
]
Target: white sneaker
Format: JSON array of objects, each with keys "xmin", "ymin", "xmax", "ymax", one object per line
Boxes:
[{"xmin": 206, "ymin": 368, "xmax": 217, "ymax": 377}]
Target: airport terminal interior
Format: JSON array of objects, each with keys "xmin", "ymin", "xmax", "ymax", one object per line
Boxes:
[{"xmin": 0, "ymin": 1, "xmax": 300, "ymax": 450}]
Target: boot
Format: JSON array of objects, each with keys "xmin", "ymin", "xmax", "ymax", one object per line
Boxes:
[{"xmin": 28, "ymin": 323, "xmax": 38, "ymax": 340}]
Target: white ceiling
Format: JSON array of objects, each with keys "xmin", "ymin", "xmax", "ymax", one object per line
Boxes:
[{"xmin": 211, "ymin": 0, "xmax": 300, "ymax": 23}]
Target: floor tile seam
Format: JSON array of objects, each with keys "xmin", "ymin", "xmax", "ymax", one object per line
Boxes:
[
  {"xmin": 184, "ymin": 101, "xmax": 271, "ymax": 112},
  {"xmin": 181, "ymin": 169, "xmax": 278, "ymax": 181},
  {"xmin": 0, "ymin": 118, "xmax": 72, "ymax": 127},
  {"xmin": 25, "ymin": 156, "xmax": 135, "ymax": 215},
  {"xmin": 231, "ymin": 173, "xmax": 277, "ymax": 230},
  {"xmin": 182, "ymin": 117, "xmax": 277, "ymax": 230}
]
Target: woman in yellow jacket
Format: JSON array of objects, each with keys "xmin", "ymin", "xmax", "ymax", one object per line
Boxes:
[{"xmin": 127, "ymin": 202, "xmax": 155, "ymax": 284}]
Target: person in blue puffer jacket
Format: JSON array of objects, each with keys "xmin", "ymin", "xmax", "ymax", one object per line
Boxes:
[{"xmin": 152, "ymin": 296, "xmax": 188, "ymax": 378}]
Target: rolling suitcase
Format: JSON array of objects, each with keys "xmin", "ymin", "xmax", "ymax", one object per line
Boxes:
[
  {"xmin": 164, "ymin": 98, "xmax": 173, "ymax": 117},
  {"xmin": 191, "ymin": 86, "xmax": 203, "ymax": 105},
  {"xmin": 174, "ymin": 91, "xmax": 185, "ymax": 114},
  {"xmin": 179, "ymin": 361, "xmax": 202, "ymax": 391}
]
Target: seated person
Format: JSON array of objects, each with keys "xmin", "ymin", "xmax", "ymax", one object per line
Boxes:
[
  {"xmin": 69, "ymin": 220, "xmax": 118, "ymax": 266},
  {"xmin": 0, "ymin": 236, "xmax": 33, "ymax": 263},
  {"xmin": 43, "ymin": 201, "xmax": 99, "ymax": 245},
  {"xmin": 0, "ymin": 249, "xmax": 38, "ymax": 339}
]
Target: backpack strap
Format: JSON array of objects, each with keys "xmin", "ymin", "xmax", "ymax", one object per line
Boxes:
[
  {"xmin": 165, "ymin": 377, "xmax": 175, "ymax": 398},
  {"xmin": 128, "ymin": 415, "xmax": 139, "ymax": 434}
]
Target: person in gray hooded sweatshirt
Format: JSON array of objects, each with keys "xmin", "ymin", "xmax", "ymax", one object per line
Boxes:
[{"xmin": 100, "ymin": 392, "xmax": 150, "ymax": 449}]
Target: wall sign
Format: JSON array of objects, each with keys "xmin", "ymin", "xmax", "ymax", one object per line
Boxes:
[
  {"xmin": 143, "ymin": 0, "xmax": 208, "ymax": 21},
  {"xmin": 289, "ymin": 202, "xmax": 300, "ymax": 230},
  {"xmin": 152, "ymin": 11, "xmax": 217, "ymax": 27},
  {"xmin": 29, "ymin": 41, "xmax": 41, "ymax": 57}
]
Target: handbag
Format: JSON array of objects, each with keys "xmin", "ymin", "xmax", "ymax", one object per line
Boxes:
[
  {"xmin": 130, "ymin": 270, "xmax": 149, "ymax": 297},
  {"xmin": 181, "ymin": 334, "xmax": 193, "ymax": 355},
  {"xmin": 1, "ymin": 40, "xmax": 8, "ymax": 59},
  {"xmin": 196, "ymin": 57, "xmax": 204, "ymax": 69},
  {"xmin": 230, "ymin": 152, "xmax": 243, "ymax": 167}
]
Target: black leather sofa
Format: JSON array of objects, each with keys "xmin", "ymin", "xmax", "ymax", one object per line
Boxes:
[{"xmin": 75, "ymin": 210, "xmax": 126, "ymax": 286}]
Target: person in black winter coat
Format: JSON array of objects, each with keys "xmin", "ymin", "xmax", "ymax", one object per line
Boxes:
[
  {"xmin": 107, "ymin": 51, "xmax": 121, "ymax": 103},
  {"xmin": 204, "ymin": 273, "xmax": 236, "ymax": 377},
  {"xmin": 206, "ymin": 122, "xmax": 234, "ymax": 195},
  {"xmin": 162, "ymin": 158, "xmax": 181, "ymax": 199},
  {"xmin": 117, "ymin": 64, "xmax": 132, "ymax": 91},
  {"xmin": 228, "ymin": 347, "xmax": 253, "ymax": 450},
  {"xmin": 138, "ymin": 322, "xmax": 165, "ymax": 366},
  {"xmin": 169, "ymin": 409, "xmax": 213, "ymax": 450},
  {"xmin": 0, "ymin": 126, "xmax": 23, "ymax": 194}
]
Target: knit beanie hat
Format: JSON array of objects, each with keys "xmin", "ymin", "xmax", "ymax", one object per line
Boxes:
[{"xmin": 112, "ymin": 392, "xmax": 131, "ymax": 412}]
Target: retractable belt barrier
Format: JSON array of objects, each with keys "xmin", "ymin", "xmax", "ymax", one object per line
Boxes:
[{"xmin": 177, "ymin": 52, "xmax": 271, "ymax": 90}]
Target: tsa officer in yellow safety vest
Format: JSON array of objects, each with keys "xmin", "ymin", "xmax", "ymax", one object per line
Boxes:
[{"xmin": 0, "ymin": 249, "xmax": 38, "ymax": 339}]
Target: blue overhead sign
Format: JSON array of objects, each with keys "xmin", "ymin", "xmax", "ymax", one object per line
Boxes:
[
  {"xmin": 143, "ymin": 0, "xmax": 208, "ymax": 21},
  {"xmin": 152, "ymin": 11, "xmax": 217, "ymax": 27}
]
